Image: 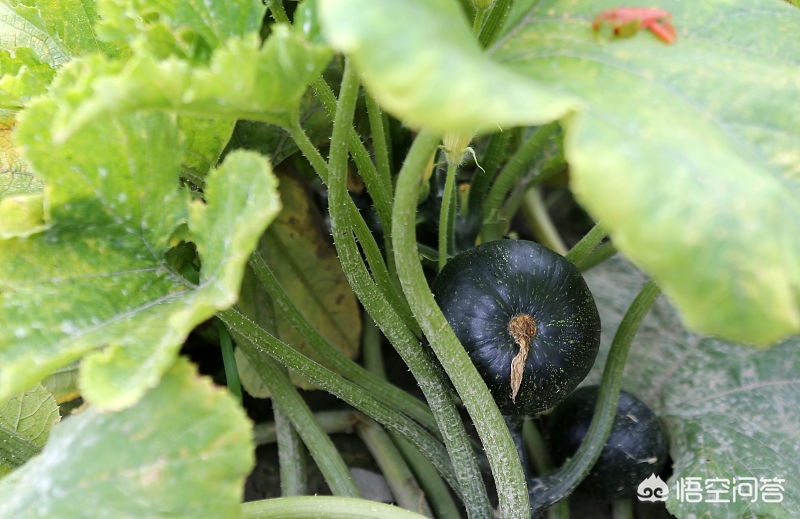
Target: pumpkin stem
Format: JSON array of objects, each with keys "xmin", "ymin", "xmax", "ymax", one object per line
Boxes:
[{"xmin": 508, "ymin": 313, "xmax": 537, "ymax": 402}]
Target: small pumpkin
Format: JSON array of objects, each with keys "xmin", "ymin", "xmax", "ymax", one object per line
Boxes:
[
  {"xmin": 546, "ymin": 385, "xmax": 669, "ymax": 500},
  {"xmin": 431, "ymin": 239, "xmax": 601, "ymax": 416}
]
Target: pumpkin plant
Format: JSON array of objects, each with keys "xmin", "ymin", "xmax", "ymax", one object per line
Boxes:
[{"xmin": 1, "ymin": 0, "xmax": 798, "ymax": 518}]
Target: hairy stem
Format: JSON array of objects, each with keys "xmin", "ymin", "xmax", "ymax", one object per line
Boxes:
[
  {"xmin": 241, "ymin": 496, "xmax": 432, "ymax": 519},
  {"xmin": 564, "ymin": 223, "xmax": 606, "ymax": 267},
  {"xmin": 327, "ymin": 61, "xmax": 490, "ymax": 517},
  {"xmin": 482, "ymin": 122, "xmax": 560, "ymax": 241},
  {"xmin": 248, "ymin": 253, "xmax": 436, "ymax": 431},
  {"xmin": 393, "ymin": 129, "xmax": 530, "ymax": 519},
  {"xmin": 220, "ymin": 308, "xmax": 460, "ymax": 493}
]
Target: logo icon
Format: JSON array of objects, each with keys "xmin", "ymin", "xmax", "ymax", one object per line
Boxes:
[{"xmin": 638, "ymin": 473, "xmax": 669, "ymax": 502}]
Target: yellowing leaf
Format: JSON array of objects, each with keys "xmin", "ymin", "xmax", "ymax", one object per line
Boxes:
[{"xmin": 237, "ymin": 171, "xmax": 361, "ymax": 396}]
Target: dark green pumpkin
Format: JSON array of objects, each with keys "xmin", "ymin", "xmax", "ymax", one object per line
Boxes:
[
  {"xmin": 431, "ymin": 239, "xmax": 601, "ymax": 416},
  {"xmin": 546, "ymin": 385, "xmax": 669, "ymax": 500}
]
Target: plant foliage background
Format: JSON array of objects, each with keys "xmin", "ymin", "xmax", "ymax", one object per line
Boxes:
[{"xmin": 1, "ymin": 0, "xmax": 798, "ymax": 518}]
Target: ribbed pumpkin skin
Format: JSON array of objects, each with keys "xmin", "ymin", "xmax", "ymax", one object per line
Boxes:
[{"xmin": 431, "ymin": 239, "xmax": 601, "ymax": 416}]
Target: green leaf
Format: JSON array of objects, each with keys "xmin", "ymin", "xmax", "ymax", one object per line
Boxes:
[
  {"xmin": 491, "ymin": 0, "xmax": 800, "ymax": 345},
  {"xmin": 584, "ymin": 256, "xmax": 800, "ymax": 518},
  {"xmin": 0, "ymin": 384, "xmax": 59, "ymax": 476},
  {"xmin": 0, "ymin": 358, "xmax": 254, "ymax": 519},
  {"xmin": 317, "ymin": 0, "xmax": 578, "ymax": 134},
  {"xmin": 96, "ymin": 0, "xmax": 265, "ymax": 61},
  {"xmin": 189, "ymin": 151, "xmax": 281, "ymax": 298},
  {"xmin": 0, "ymin": 191, "xmax": 48, "ymax": 238},
  {"xmin": 41, "ymin": 363, "xmax": 80, "ymax": 403},
  {"xmin": 179, "ymin": 115, "xmax": 236, "ymax": 182},
  {"xmin": 1, "ymin": 91, "xmax": 280, "ymax": 409},
  {"xmin": 0, "ymin": 48, "xmax": 56, "ymax": 109},
  {"xmin": 224, "ymin": 87, "xmax": 334, "ymax": 168}
]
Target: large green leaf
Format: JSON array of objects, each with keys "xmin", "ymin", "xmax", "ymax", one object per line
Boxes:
[
  {"xmin": 318, "ymin": 0, "xmax": 578, "ymax": 134},
  {"xmin": 1, "ymin": 89, "xmax": 280, "ymax": 409},
  {"xmin": 494, "ymin": 0, "xmax": 800, "ymax": 346},
  {"xmin": 583, "ymin": 256, "xmax": 799, "ymax": 518},
  {"xmin": 318, "ymin": 0, "xmax": 800, "ymax": 345},
  {"xmin": 0, "ymin": 358, "xmax": 254, "ymax": 519}
]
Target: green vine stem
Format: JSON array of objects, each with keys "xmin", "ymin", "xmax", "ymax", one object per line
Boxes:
[
  {"xmin": 326, "ymin": 60, "xmax": 492, "ymax": 518},
  {"xmin": 521, "ymin": 420, "xmax": 569, "ymax": 519},
  {"xmin": 253, "ymin": 410, "xmax": 360, "ymax": 446},
  {"xmin": 392, "ymin": 129, "xmax": 530, "ymax": 519},
  {"xmin": 309, "ymin": 76, "xmax": 393, "ymax": 232},
  {"xmin": 478, "ymin": 0, "xmax": 512, "ymax": 47},
  {"xmin": 564, "ymin": 222, "xmax": 617, "ymax": 271},
  {"xmin": 472, "ymin": 4, "xmax": 489, "ymax": 36},
  {"xmin": 285, "ymin": 117, "xmax": 417, "ymax": 334},
  {"xmin": 481, "ymin": 122, "xmax": 560, "ymax": 241},
  {"xmin": 521, "ymin": 419, "xmax": 551, "ymax": 477},
  {"xmin": 364, "ymin": 93, "xmax": 393, "ymax": 192},
  {"xmin": 248, "ymin": 252, "xmax": 436, "ymax": 432},
  {"xmin": 520, "ymin": 186, "xmax": 568, "ymax": 256},
  {"xmin": 564, "ymin": 223, "xmax": 607, "ymax": 266},
  {"xmin": 361, "ymin": 310, "xmax": 386, "ymax": 378},
  {"xmin": 356, "ymin": 419, "xmax": 434, "ymax": 517},
  {"xmin": 438, "ymin": 159, "xmax": 459, "ymax": 270},
  {"xmin": 529, "ymin": 279, "xmax": 662, "ymax": 514},
  {"xmin": 220, "ymin": 308, "xmax": 461, "ymax": 494},
  {"xmin": 217, "ymin": 322, "xmax": 242, "ymax": 403},
  {"xmin": 266, "ymin": 0, "xmax": 289, "ymax": 23},
  {"xmin": 274, "ymin": 407, "xmax": 308, "ymax": 496},
  {"xmin": 236, "ymin": 345, "xmax": 359, "ymax": 497},
  {"xmin": 241, "ymin": 496, "xmax": 431, "ymax": 519},
  {"xmin": 497, "ymin": 155, "xmax": 565, "ymax": 233},
  {"xmin": 391, "ymin": 434, "xmax": 464, "ymax": 519},
  {"xmin": 361, "ymin": 311, "xmax": 463, "ymax": 519},
  {"xmin": 361, "ymin": 309, "xmax": 463, "ymax": 519},
  {"xmin": 467, "ymin": 130, "xmax": 511, "ymax": 216},
  {"xmin": 612, "ymin": 499, "xmax": 635, "ymax": 519},
  {"xmin": 574, "ymin": 241, "xmax": 617, "ymax": 272},
  {"xmin": 363, "ymin": 91, "xmax": 403, "ymax": 289}
]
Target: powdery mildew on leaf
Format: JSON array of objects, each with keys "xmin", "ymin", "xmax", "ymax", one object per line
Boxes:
[
  {"xmin": 492, "ymin": 0, "xmax": 800, "ymax": 345},
  {"xmin": 583, "ymin": 256, "xmax": 800, "ymax": 518},
  {"xmin": 0, "ymin": 359, "xmax": 254, "ymax": 519}
]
